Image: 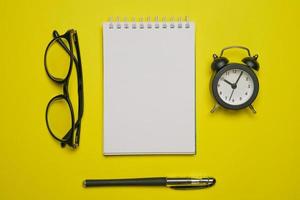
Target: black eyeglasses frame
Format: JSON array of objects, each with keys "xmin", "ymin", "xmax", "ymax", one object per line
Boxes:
[{"xmin": 44, "ymin": 29, "xmax": 84, "ymax": 149}]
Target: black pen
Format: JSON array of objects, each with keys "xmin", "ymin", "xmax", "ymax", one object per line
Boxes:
[{"xmin": 83, "ymin": 177, "xmax": 216, "ymax": 189}]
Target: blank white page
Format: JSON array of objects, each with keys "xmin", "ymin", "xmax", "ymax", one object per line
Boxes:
[{"xmin": 103, "ymin": 22, "xmax": 195, "ymax": 155}]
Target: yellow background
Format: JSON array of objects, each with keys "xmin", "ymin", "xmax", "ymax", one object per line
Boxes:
[{"xmin": 1, "ymin": 0, "xmax": 299, "ymax": 199}]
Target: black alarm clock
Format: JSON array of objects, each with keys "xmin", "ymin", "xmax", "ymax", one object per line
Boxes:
[{"xmin": 210, "ymin": 46, "xmax": 259, "ymax": 113}]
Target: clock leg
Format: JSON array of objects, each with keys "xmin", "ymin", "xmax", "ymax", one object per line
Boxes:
[
  {"xmin": 249, "ymin": 104, "xmax": 257, "ymax": 114},
  {"xmin": 210, "ymin": 104, "xmax": 220, "ymax": 113}
]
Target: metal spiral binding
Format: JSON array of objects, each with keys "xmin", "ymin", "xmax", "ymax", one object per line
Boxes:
[
  {"xmin": 107, "ymin": 16, "xmax": 191, "ymax": 29},
  {"xmin": 162, "ymin": 16, "xmax": 167, "ymax": 28},
  {"xmin": 155, "ymin": 16, "xmax": 159, "ymax": 29},
  {"xmin": 132, "ymin": 17, "xmax": 137, "ymax": 29},
  {"xmin": 147, "ymin": 16, "xmax": 152, "ymax": 29}
]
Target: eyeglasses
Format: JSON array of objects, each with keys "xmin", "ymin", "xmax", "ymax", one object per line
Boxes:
[{"xmin": 44, "ymin": 29, "xmax": 84, "ymax": 148}]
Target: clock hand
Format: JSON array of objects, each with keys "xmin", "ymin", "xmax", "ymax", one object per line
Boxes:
[
  {"xmin": 229, "ymin": 89, "xmax": 234, "ymax": 101},
  {"xmin": 223, "ymin": 79, "xmax": 234, "ymax": 87},
  {"xmin": 235, "ymin": 71, "xmax": 244, "ymax": 85},
  {"xmin": 228, "ymin": 72, "xmax": 243, "ymax": 101},
  {"xmin": 225, "ymin": 71, "xmax": 243, "ymax": 102}
]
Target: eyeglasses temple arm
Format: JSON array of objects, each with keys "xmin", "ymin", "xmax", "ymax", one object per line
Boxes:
[{"xmin": 52, "ymin": 30, "xmax": 79, "ymax": 64}]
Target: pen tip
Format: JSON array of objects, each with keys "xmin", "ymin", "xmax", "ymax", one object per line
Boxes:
[
  {"xmin": 213, "ymin": 178, "xmax": 216, "ymax": 184},
  {"xmin": 210, "ymin": 178, "xmax": 216, "ymax": 186}
]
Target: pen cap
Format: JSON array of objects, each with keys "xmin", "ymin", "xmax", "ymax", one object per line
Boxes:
[{"xmin": 166, "ymin": 177, "xmax": 216, "ymax": 189}]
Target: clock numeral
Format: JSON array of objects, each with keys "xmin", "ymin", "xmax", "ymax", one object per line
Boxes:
[
  {"xmin": 232, "ymin": 99, "xmax": 235, "ymax": 102},
  {"xmin": 239, "ymin": 97, "xmax": 242, "ymax": 101},
  {"xmin": 225, "ymin": 71, "xmax": 229, "ymax": 76},
  {"xmin": 233, "ymin": 69, "xmax": 236, "ymax": 73},
  {"xmin": 248, "ymin": 84, "xmax": 251, "ymax": 88},
  {"xmin": 245, "ymin": 92, "xmax": 248, "ymax": 95},
  {"xmin": 217, "ymin": 83, "xmax": 220, "ymax": 87},
  {"xmin": 246, "ymin": 77, "xmax": 249, "ymax": 81},
  {"xmin": 219, "ymin": 91, "xmax": 222, "ymax": 95},
  {"xmin": 225, "ymin": 96, "xmax": 227, "ymax": 100}
]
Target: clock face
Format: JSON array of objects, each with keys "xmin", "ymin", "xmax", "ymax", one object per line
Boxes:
[
  {"xmin": 217, "ymin": 69, "xmax": 254, "ymax": 105},
  {"xmin": 212, "ymin": 64, "xmax": 259, "ymax": 110}
]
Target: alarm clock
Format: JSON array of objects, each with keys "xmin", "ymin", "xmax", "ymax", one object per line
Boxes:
[{"xmin": 210, "ymin": 46, "xmax": 259, "ymax": 113}]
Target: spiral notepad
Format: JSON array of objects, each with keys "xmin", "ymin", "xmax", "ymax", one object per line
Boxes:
[{"xmin": 103, "ymin": 18, "xmax": 195, "ymax": 155}]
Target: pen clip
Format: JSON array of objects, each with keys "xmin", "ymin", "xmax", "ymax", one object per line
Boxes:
[
  {"xmin": 170, "ymin": 185, "xmax": 212, "ymax": 190},
  {"xmin": 167, "ymin": 177, "xmax": 216, "ymax": 190}
]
